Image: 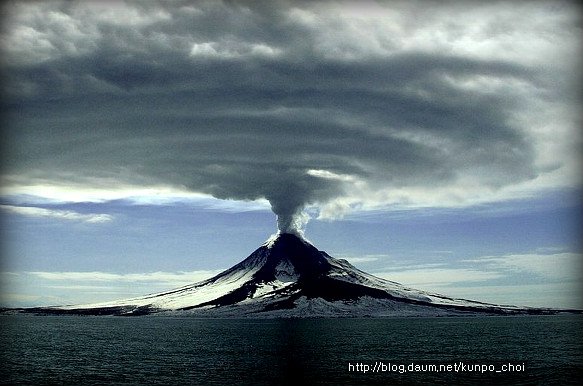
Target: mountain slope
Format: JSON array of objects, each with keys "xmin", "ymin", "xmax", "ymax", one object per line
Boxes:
[{"xmin": 26, "ymin": 233, "xmax": 570, "ymax": 317}]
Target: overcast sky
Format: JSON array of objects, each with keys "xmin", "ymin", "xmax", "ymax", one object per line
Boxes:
[{"xmin": 1, "ymin": 0, "xmax": 581, "ymax": 308}]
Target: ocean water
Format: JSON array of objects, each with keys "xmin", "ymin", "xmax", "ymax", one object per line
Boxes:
[{"xmin": 1, "ymin": 315, "xmax": 581, "ymax": 385}]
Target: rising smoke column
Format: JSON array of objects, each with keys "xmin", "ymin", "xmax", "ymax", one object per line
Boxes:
[{"xmin": 264, "ymin": 175, "xmax": 343, "ymax": 236}]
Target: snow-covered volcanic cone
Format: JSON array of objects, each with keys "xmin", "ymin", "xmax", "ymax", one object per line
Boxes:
[{"xmin": 25, "ymin": 233, "xmax": 567, "ymax": 317}]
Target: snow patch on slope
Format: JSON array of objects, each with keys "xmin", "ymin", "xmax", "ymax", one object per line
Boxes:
[
  {"xmin": 251, "ymin": 280, "xmax": 295, "ymax": 299},
  {"xmin": 274, "ymin": 259, "xmax": 297, "ymax": 282},
  {"xmin": 59, "ymin": 256, "xmax": 263, "ymax": 310},
  {"xmin": 322, "ymin": 255, "xmax": 519, "ymax": 309}
]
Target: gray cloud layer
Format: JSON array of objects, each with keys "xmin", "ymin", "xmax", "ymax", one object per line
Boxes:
[{"xmin": 1, "ymin": 1, "xmax": 581, "ymax": 232}]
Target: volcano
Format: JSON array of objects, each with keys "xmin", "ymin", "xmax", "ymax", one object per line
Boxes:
[{"xmin": 25, "ymin": 233, "xmax": 569, "ymax": 317}]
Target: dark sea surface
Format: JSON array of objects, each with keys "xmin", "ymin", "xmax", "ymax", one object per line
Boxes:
[{"xmin": 1, "ymin": 314, "xmax": 581, "ymax": 385}]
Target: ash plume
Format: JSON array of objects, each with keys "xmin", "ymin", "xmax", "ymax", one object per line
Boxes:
[{"xmin": 1, "ymin": 1, "xmax": 580, "ymax": 231}]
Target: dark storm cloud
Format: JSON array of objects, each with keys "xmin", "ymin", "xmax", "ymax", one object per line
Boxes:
[{"xmin": 1, "ymin": 1, "xmax": 580, "ymax": 231}]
